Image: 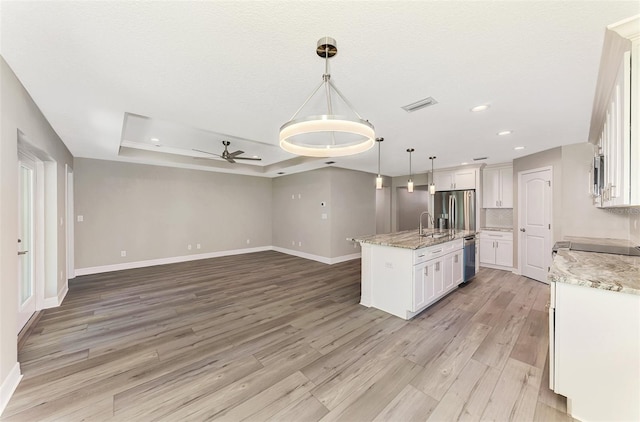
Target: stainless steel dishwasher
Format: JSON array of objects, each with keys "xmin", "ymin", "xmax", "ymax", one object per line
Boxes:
[{"xmin": 462, "ymin": 235, "xmax": 476, "ymax": 283}]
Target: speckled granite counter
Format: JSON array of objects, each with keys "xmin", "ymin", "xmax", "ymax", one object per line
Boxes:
[
  {"xmin": 350, "ymin": 229, "xmax": 475, "ymax": 250},
  {"xmin": 548, "ymin": 237, "xmax": 640, "ymax": 296}
]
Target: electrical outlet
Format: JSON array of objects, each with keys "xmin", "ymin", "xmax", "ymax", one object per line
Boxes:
[
  {"xmin": 321, "ymin": 213, "xmax": 327, "ymax": 220},
  {"xmin": 292, "ymin": 240, "xmax": 295, "ymax": 246},
  {"xmin": 291, "ymin": 194, "xmax": 295, "ymax": 200},
  {"xmin": 196, "ymin": 243, "xmax": 201, "ymax": 249},
  {"xmin": 246, "ymin": 239, "xmax": 250, "ymax": 244},
  {"xmin": 120, "ymin": 250, "xmax": 126, "ymax": 257},
  {"xmin": 60, "ymin": 218, "xmax": 64, "ymax": 226},
  {"xmin": 77, "ymin": 215, "xmax": 83, "ymax": 222},
  {"xmin": 188, "ymin": 244, "xmax": 192, "ymax": 250},
  {"xmin": 298, "ymin": 241, "xmax": 302, "ymax": 247},
  {"xmin": 298, "ymin": 193, "xmax": 302, "ymax": 199}
]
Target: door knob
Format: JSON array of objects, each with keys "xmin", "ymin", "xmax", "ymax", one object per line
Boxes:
[{"xmin": 520, "ymin": 228, "xmax": 526, "ymax": 232}]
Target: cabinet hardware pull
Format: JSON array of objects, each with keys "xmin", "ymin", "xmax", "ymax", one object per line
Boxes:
[
  {"xmin": 424, "ymin": 267, "xmax": 428, "ymax": 276},
  {"xmin": 454, "ymin": 255, "xmax": 458, "ymax": 263},
  {"xmin": 418, "ymin": 254, "xmax": 425, "ymax": 258},
  {"xmin": 431, "ymin": 249, "xmax": 442, "ymax": 254},
  {"xmin": 435, "ymin": 262, "xmax": 440, "ymax": 271}
]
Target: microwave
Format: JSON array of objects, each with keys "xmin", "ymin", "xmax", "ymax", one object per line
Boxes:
[{"xmin": 593, "ymin": 155, "xmax": 604, "ymax": 197}]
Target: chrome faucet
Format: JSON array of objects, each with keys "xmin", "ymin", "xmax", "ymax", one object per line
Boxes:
[{"xmin": 419, "ymin": 211, "xmax": 434, "ymax": 236}]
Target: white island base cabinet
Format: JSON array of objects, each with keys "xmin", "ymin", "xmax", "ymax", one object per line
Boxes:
[{"xmin": 360, "ymin": 239, "xmax": 464, "ymax": 320}]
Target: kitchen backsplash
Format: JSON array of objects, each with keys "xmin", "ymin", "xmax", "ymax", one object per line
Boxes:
[{"xmin": 485, "ymin": 208, "xmax": 513, "ymax": 228}]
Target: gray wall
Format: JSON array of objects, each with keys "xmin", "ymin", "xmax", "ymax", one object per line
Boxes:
[
  {"xmin": 74, "ymin": 158, "xmax": 272, "ymax": 269},
  {"xmin": 330, "ymin": 168, "xmax": 376, "ymax": 258},
  {"xmin": 272, "ymin": 168, "xmax": 331, "ymax": 257},
  {"xmin": 513, "ymin": 142, "xmax": 637, "ymax": 268},
  {"xmin": 560, "ymin": 143, "xmax": 630, "ymax": 239},
  {"xmin": 272, "ymin": 167, "xmax": 376, "ymax": 259},
  {"xmin": 0, "ymin": 58, "xmax": 73, "ymax": 395}
]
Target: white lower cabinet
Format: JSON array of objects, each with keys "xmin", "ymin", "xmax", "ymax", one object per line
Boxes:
[
  {"xmin": 552, "ymin": 282, "xmax": 640, "ymax": 421},
  {"xmin": 412, "ymin": 245, "xmax": 462, "ymax": 314},
  {"xmin": 479, "ymin": 231, "xmax": 513, "ymax": 270}
]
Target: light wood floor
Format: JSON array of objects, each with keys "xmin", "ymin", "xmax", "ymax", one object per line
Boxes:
[{"xmin": 3, "ymin": 251, "xmax": 574, "ymax": 421}]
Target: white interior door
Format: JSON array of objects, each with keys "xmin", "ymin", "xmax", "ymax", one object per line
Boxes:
[
  {"xmin": 18, "ymin": 155, "xmax": 36, "ymax": 332},
  {"xmin": 519, "ymin": 168, "xmax": 552, "ymax": 283}
]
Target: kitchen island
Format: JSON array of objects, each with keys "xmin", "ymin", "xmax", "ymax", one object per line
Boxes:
[
  {"xmin": 351, "ymin": 229, "xmax": 475, "ymax": 320},
  {"xmin": 548, "ymin": 238, "xmax": 640, "ymax": 422}
]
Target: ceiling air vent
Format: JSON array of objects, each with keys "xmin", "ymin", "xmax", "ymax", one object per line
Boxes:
[
  {"xmin": 473, "ymin": 157, "xmax": 488, "ymax": 161},
  {"xmin": 401, "ymin": 97, "xmax": 438, "ymax": 113},
  {"xmin": 325, "ymin": 161, "xmax": 336, "ymax": 165}
]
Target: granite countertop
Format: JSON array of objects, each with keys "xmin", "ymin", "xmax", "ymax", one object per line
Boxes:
[
  {"xmin": 481, "ymin": 227, "xmax": 513, "ymax": 232},
  {"xmin": 350, "ymin": 229, "xmax": 476, "ymax": 250},
  {"xmin": 549, "ymin": 237, "xmax": 640, "ymax": 296}
]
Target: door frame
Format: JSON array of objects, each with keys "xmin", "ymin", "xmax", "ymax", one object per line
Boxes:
[
  {"xmin": 517, "ymin": 166, "xmax": 553, "ymax": 281},
  {"xmin": 17, "ymin": 150, "xmax": 46, "ymax": 332},
  {"xmin": 65, "ymin": 164, "xmax": 75, "ymax": 279}
]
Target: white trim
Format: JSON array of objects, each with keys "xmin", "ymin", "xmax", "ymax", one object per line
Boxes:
[
  {"xmin": 43, "ymin": 282, "xmax": 69, "ymax": 309},
  {"xmin": 74, "ymin": 246, "xmax": 273, "ymax": 276},
  {"xmin": 271, "ymin": 247, "xmax": 360, "ymax": 265},
  {"xmin": 480, "ymin": 263, "xmax": 515, "ymax": 272},
  {"xmin": 0, "ymin": 363, "xmax": 22, "ymax": 416},
  {"xmin": 75, "ymin": 246, "xmax": 361, "ymax": 276}
]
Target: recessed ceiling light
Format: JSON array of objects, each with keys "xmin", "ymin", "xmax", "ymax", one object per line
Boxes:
[
  {"xmin": 150, "ymin": 137, "xmax": 160, "ymax": 143},
  {"xmin": 325, "ymin": 161, "xmax": 336, "ymax": 165},
  {"xmin": 497, "ymin": 130, "xmax": 513, "ymax": 136},
  {"xmin": 471, "ymin": 104, "xmax": 490, "ymax": 112},
  {"xmin": 461, "ymin": 162, "xmax": 468, "ymax": 165},
  {"xmin": 252, "ymin": 155, "xmax": 259, "ymax": 158},
  {"xmin": 514, "ymin": 146, "xmax": 525, "ymax": 150}
]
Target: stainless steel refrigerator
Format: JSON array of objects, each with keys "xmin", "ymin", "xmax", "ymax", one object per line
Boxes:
[{"xmin": 434, "ymin": 190, "xmax": 476, "ymax": 231}]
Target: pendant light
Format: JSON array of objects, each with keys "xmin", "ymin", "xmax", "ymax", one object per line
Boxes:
[
  {"xmin": 279, "ymin": 37, "xmax": 375, "ymax": 157},
  {"xmin": 407, "ymin": 148, "xmax": 415, "ymax": 193},
  {"xmin": 429, "ymin": 156, "xmax": 436, "ymax": 195},
  {"xmin": 375, "ymin": 137, "xmax": 384, "ymax": 189}
]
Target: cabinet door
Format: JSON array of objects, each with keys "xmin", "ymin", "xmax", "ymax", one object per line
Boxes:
[
  {"xmin": 500, "ymin": 168, "xmax": 513, "ymax": 208},
  {"xmin": 451, "ymin": 250, "xmax": 463, "ymax": 287},
  {"xmin": 434, "ymin": 172, "xmax": 454, "ymax": 191},
  {"xmin": 454, "ymin": 169, "xmax": 476, "ymax": 190},
  {"xmin": 482, "ymin": 168, "xmax": 500, "ymax": 208},
  {"xmin": 412, "ymin": 263, "xmax": 428, "ymax": 311},
  {"xmin": 413, "ymin": 261, "xmax": 436, "ymax": 311},
  {"xmin": 495, "ymin": 240, "xmax": 513, "ymax": 268},
  {"xmin": 433, "ymin": 259, "xmax": 444, "ymax": 297},
  {"xmin": 443, "ymin": 253, "xmax": 453, "ymax": 291},
  {"xmin": 479, "ymin": 238, "xmax": 495, "ymax": 265}
]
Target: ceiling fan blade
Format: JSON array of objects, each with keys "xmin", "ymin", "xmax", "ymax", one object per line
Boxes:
[
  {"xmin": 225, "ymin": 157, "xmax": 236, "ymax": 164},
  {"xmin": 228, "ymin": 150, "xmax": 245, "ymax": 158},
  {"xmin": 193, "ymin": 148, "xmax": 222, "ymax": 158},
  {"xmin": 233, "ymin": 156, "xmax": 262, "ymax": 161}
]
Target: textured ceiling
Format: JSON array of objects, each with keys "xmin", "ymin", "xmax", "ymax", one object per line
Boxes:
[{"xmin": 1, "ymin": 1, "xmax": 639, "ymax": 177}]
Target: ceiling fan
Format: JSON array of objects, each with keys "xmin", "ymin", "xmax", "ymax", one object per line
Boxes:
[{"xmin": 193, "ymin": 140, "xmax": 262, "ymax": 164}]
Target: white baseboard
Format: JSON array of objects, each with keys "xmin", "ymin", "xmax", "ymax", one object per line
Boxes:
[
  {"xmin": 74, "ymin": 246, "xmax": 273, "ymax": 276},
  {"xmin": 272, "ymin": 247, "xmax": 360, "ymax": 265},
  {"xmin": 0, "ymin": 363, "xmax": 22, "ymax": 417},
  {"xmin": 43, "ymin": 283, "xmax": 69, "ymax": 308},
  {"xmin": 74, "ymin": 246, "xmax": 361, "ymax": 277}
]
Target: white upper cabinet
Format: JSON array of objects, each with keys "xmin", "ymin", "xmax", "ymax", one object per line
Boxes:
[
  {"xmin": 434, "ymin": 168, "xmax": 477, "ymax": 191},
  {"xmin": 591, "ymin": 16, "xmax": 639, "ymax": 207},
  {"xmin": 482, "ymin": 165, "xmax": 513, "ymax": 208}
]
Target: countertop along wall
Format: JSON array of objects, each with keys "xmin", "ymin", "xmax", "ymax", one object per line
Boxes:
[
  {"xmin": 74, "ymin": 158, "xmax": 273, "ymax": 271},
  {"xmin": 1, "ymin": 57, "xmax": 73, "ymax": 413}
]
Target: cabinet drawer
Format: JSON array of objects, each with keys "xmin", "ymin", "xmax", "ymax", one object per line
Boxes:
[
  {"xmin": 414, "ymin": 239, "xmax": 463, "ymax": 264},
  {"xmin": 479, "ymin": 231, "xmax": 513, "ymax": 241}
]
